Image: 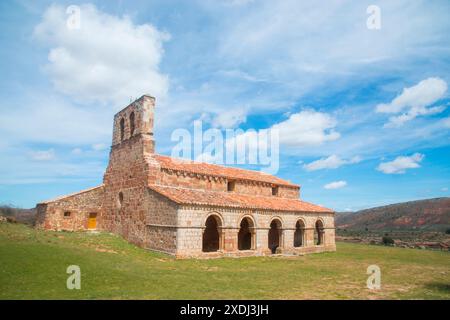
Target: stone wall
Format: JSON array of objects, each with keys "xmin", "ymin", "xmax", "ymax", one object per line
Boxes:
[
  {"xmin": 112, "ymin": 95, "xmax": 155, "ymax": 149},
  {"xmin": 35, "ymin": 185, "xmax": 104, "ymax": 231},
  {"xmin": 159, "ymin": 169, "xmax": 300, "ymax": 199},
  {"xmin": 159, "ymin": 169, "xmax": 226, "ymax": 191},
  {"xmin": 101, "ymin": 138, "xmax": 158, "ymax": 246},
  {"xmin": 277, "ymin": 186, "xmax": 300, "ymax": 199},
  {"xmin": 145, "ymin": 189, "xmax": 178, "ymax": 254}
]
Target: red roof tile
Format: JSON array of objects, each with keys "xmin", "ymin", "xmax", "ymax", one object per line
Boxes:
[
  {"xmin": 148, "ymin": 185, "xmax": 333, "ymax": 213},
  {"xmin": 153, "ymin": 154, "xmax": 298, "ymax": 187},
  {"xmin": 38, "ymin": 185, "xmax": 104, "ymax": 204}
]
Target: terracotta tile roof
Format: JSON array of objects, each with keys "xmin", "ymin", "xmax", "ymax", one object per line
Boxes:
[
  {"xmin": 153, "ymin": 154, "xmax": 298, "ymax": 187},
  {"xmin": 148, "ymin": 185, "xmax": 333, "ymax": 213}
]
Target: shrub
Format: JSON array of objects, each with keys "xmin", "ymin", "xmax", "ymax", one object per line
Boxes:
[
  {"xmin": 0, "ymin": 205, "xmax": 15, "ymax": 216},
  {"xmin": 6, "ymin": 216, "xmax": 17, "ymax": 223},
  {"xmin": 382, "ymin": 236, "xmax": 394, "ymax": 246},
  {"xmin": 446, "ymin": 228, "xmax": 450, "ymax": 235}
]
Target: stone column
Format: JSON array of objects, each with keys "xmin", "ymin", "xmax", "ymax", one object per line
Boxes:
[
  {"xmin": 325, "ymin": 228, "xmax": 335, "ymax": 246},
  {"xmin": 283, "ymin": 228, "xmax": 295, "ymax": 253},
  {"xmin": 256, "ymin": 228, "xmax": 269, "ymax": 254},
  {"xmin": 304, "ymin": 228, "xmax": 315, "ymax": 247},
  {"xmin": 223, "ymin": 228, "xmax": 238, "ymax": 252}
]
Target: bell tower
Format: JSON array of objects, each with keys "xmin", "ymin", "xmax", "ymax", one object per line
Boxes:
[
  {"xmin": 102, "ymin": 95, "xmax": 159, "ymax": 242},
  {"xmin": 111, "ymin": 94, "xmax": 155, "ymax": 153}
]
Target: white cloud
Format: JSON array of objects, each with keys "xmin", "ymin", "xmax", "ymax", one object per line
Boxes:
[
  {"xmin": 303, "ymin": 154, "xmax": 361, "ymax": 171},
  {"xmin": 71, "ymin": 148, "xmax": 83, "ymax": 155},
  {"xmin": 219, "ymin": 1, "xmax": 449, "ymax": 87},
  {"xmin": 376, "ymin": 77, "xmax": 447, "ymax": 127},
  {"xmin": 29, "ymin": 149, "xmax": 55, "ymax": 161},
  {"xmin": 145, "ymin": 1, "xmax": 449, "ymax": 160},
  {"xmin": 33, "ymin": 4, "xmax": 170, "ymax": 105},
  {"xmin": 324, "ymin": 180, "xmax": 347, "ymax": 190},
  {"xmin": 272, "ymin": 110, "xmax": 340, "ymax": 147},
  {"xmin": 376, "ymin": 153, "xmax": 424, "ymax": 174},
  {"xmin": 385, "ymin": 105, "xmax": 446, "ymax": 127},
  {"xmin": 211, "ymin": 108, "xmax": 247, "ymax": 128},
  {"xmin": 194, "ymin": 109, "xmax": 339, "ymax": 170},
  {"xmin": 376, "ymin": 78, "xmax": 447, "ymax": 113},
  {"xmin": 442, "ymin": 187, "xmax": 448, "ymax": 192}
]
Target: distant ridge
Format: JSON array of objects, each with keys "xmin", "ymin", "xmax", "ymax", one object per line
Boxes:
[
  {"xmin": 0, "ymin": 205, "xmax": 36, "ymax": 225},
  {"xmin": 336, "ymin": 197, "xmax": 450, "ymax": 231}
]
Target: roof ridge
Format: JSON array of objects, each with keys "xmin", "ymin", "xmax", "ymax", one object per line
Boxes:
[
  {"xmin": 154, "ymin": 154, "xmax": 271, "ymax": 174},
  {"xmin": 38, "ymin": 184, "xmax": 104, "ymax": 205}
]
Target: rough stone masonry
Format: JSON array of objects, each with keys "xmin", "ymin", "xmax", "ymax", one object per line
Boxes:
[{"xmin": 35, "ymin": 95, "xmax": 336, "ymax": 258}]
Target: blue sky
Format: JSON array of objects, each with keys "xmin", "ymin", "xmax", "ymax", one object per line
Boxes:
[{"xmin": 0, "ymin": 0, "xmax": 449, "ymax": 210}]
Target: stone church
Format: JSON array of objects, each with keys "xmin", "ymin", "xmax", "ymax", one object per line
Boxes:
[{"xmin": 36, "ymin": 95, "xmax": 336, "ymax": 258}]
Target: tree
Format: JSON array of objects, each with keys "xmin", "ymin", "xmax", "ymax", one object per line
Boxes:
[
  {"xmin": 0, "ymin": 205, "xmax": 15, "ymax": 217},
  {"xmin": 382, "ymin": 236, "xmax": 394, "ymax": 246}
]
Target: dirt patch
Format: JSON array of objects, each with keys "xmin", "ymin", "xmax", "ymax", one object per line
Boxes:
[{"xmin": 95, "ymin": 247, "xmax": 118, "ymax": 254}]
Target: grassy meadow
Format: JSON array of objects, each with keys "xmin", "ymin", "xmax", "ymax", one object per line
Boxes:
[{"xmin": 0, "ymin": 222, "xmax": 449, "ymax": 299}]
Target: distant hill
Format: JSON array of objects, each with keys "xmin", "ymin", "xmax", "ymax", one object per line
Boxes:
[
  {"xmin": 336, "ymin": 197, "xmax": 450, "ymax": 231},
  {"xmin": 0, "ymin": 205, "xmax": 36, "ymax": 225}
]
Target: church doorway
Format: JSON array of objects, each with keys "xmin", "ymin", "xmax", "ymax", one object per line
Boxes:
[
  {"xmin": 268, "ymin": 219, "xmax": 282, "ymax": 254},
  {"xmin": 202, "ymin": 215, "xmax": 222, "ymax": 252},
  {"xmin": 238, "ymin": 217, "xmax": 254, "ymax": 250}
]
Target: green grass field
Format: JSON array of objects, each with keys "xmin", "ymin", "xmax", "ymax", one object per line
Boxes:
[{"xmin": 0, "ymin": 222, "xmax": 449, "ymax": 299}]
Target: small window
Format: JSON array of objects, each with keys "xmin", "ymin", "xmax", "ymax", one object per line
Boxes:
[
  {"xmin": 118, "ymin": 192, "xmax": 124, "ymax": 209},
  {"xmin": 272, "ymin": 186, "xmax": 279, "ymax": 196},
  {"xmin": 129, "ymin": 112, "xmax": 135, "ymax": 136},
  {"xmin": 227, "ymin": 181, "xmax": 236, "ymax": 192},
  {"xmin": 63, "ymin": 211, "xmax": 71, "ymax": 218},
  {"xmin": 120, "ymin": 118, "xmax": 125, "ymax": 141}
]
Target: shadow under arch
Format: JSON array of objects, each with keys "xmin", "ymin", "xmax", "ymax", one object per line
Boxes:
[
  {"xmin": 268, "ymin": 218, "xmax": 283, "ymax": 254},
  {"xmin": 238, "ymin": 215, "xmax": 256, "ymax": 250},
  {"xmin": 202, "ymin": 213, "xmax": 223, "ymax": 252},
  {"xmin": 314, "ymin": 219, "xmax": 325, "ymax": 246},
  {"xmin": 294, "ymin": 218, "xmax": 306, "ymax": 247}
]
